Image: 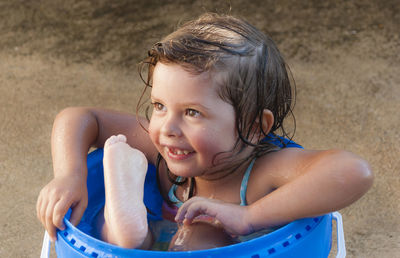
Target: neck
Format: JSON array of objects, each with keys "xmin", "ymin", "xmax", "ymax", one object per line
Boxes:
[
  {"xmin": 198, "ymin": 145, "xmax": 254, "ymax": 181},
  {"xmin": 194, "ymin": 156, "xmax": 254, "ymax": 195}
]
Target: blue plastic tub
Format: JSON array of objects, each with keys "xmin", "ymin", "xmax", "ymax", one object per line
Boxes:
[{"xmin": 40, "ymin": 149, "xmax": 346, "ymax": 257}]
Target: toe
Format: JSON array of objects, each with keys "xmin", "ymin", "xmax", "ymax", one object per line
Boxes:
[
  {"xmin": 104, "ymin": 134, "xmax": 127, "ymax": 148},
  {"xmin": 105, "ymin": 135, "xmax": 117, "ymax": 147},
  {"xmin": 116, "ymin": 134, "xmax": 127, "ymax": 143}
]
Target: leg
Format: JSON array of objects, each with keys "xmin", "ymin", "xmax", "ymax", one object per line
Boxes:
[
  {"xmin": 168, "ymin": 221, "xmax": 237, "ymax": 251},
  {"xmin": 96, "ymin": 134, "xmax": 151, "ymax": 249}
]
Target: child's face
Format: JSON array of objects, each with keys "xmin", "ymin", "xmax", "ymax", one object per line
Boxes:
[{"xmin": 148, "ymin": 62, "xmax": 239, "ymax": 178}]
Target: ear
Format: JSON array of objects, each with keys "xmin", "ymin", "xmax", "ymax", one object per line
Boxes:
[
  {"xmin": 250, "ymin": 109, "xmax": 274, "ymax": 144},
  {"xmin": 260, "ymin": 109, "xmax": 274, "ymax": 135}
]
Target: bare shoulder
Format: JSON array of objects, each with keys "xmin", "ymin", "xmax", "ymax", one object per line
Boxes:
[{"xmin": 246, "ymin": 148, "xmax": 307, "ymax": 199}]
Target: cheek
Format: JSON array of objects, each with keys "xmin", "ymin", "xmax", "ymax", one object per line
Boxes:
[
  {"xmin": 190, "ymin": 127, "xmax": 236, "ymax": 158},
  {"xmin": 191, "ymin": 132, "xmax": 214, "ymax": 153},
  {"xmin": 148, "ymin": 119, "xmax": 159, "ymax": 144}
]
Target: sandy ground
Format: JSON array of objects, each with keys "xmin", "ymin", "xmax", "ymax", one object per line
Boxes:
[{"xmin": 0, "ymin": 0, "xmax": 399, "ymax": 257}]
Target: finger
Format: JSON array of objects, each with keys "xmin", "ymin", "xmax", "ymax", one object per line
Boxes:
[
  {"xmin": 184, "ymin": 201, "xmax": 209, "ymax": 221},
  {"xmin": 175, "ymin": 202, "xmax": 192, "ymax": 222},
  {"xmin": 36, "ymin": 193, "xmax": 43, "ymax": 222},
  {"xmin": 175, "ymin": 196, "xmax": 204, "ymax": 221},
  {"xmin": 37, "ymin": 188, "xmax": 51, "ymax": 224},
  {"xmin": 38, "ymin": 194, "xmax": 50, "ymax": 228},
  {"xmin": 53, "ymin": 198, "xmax": 71, "ymax": 230},
  {"xmin": 44, "ymin": 199, "xmax": 58, "ymax": 242},
  {"xmin": 69, "ymin": 199, "xmax": 87, "ymax": 226},
  {"xmin": 178, "ymin": 200, "xmax": 213, "ymax": 223},
  {"xmin": 175, "ymin": 206, "xmax": 186, "ymax": 222}
]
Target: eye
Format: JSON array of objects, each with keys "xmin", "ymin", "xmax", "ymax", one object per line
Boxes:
[
  {"xmin": 152, "ymin": 102, "xmax": 166, "ymax": 112},
  {"xmin": 185, "ymin": 108, "xmax": 200, "ymax": 117}
]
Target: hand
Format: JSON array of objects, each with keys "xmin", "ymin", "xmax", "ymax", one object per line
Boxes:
[
  {"xmin": 175, "ymin": 196, "xmax": 254, "ymax": 236},
  {"xmin": 36, "ymin": 175, "xmax": 88, "ymax": 242}
]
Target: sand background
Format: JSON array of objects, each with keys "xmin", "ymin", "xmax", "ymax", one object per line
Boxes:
[{"xmin": 0, "ymin": 0, "xmax": 399, "ymax": 257}]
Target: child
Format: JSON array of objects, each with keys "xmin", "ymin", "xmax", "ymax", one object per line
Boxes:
[{"xmin": 36, "ymin": 13, "xmax": 373, "ymax": 250}]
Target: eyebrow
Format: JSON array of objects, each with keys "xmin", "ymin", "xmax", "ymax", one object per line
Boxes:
[
  {"xmin": 181, "ymin": 102, "xmax": 212, "ymax": 111},
  {"xmin": 150, "ymin": 95, "xmax": 212, "ymax": 112}
]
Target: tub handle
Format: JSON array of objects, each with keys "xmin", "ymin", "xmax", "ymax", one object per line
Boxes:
[
  {"xmin": 40, "ymin": 231, "xmax": 51, "ymax": 258},
  {"xmin": 332, "ymin": 212, "xmax": 346, "ymax": 258}
]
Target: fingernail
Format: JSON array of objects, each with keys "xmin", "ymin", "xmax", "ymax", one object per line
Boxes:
[{"xmin": 183, "ymin": 218, "xmax": 190, "ymax": 226}]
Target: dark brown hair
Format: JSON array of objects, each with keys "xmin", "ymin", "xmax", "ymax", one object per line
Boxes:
[{"xmin": 137, "ymin": 13, "xmax": 296, "ymax": 195}]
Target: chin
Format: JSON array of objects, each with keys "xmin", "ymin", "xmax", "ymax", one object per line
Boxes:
[
  {"xmin": 167, "ymin": 165, "xmax": 200, "ymax": 178},
  {"xmin": 169, "ymin": 169, "xmax": 196, "ymax": 178}
]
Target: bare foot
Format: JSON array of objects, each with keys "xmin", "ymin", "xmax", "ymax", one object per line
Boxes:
[{"xmin": 101, "ymin": 134, "xmax": 149, "ymax": 248}]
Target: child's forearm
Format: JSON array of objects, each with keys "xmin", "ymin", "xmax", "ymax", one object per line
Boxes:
[
  {"xmin": 246, "ymin": 150, "xmax": 373, "ymax": 231},
  {"xmin": 37, "ymin": 107, "xmax": 100, "ymax": 240},
  {"xmin": 51, "ymin": 107, "xmax": 99, "ymax": 179}
]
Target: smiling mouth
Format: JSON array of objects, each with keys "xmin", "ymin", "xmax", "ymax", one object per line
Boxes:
[{"xmin": 166, "ymin": 147, "xmax": 194, "ymax": 157}]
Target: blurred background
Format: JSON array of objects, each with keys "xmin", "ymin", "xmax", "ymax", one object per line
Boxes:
[{"xmin": 0, "ymin": 0, "xmax": 399, "ymax": 257}]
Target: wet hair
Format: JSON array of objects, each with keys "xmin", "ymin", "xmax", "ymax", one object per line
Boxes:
[{"xmin": 137, "ymin": 13, "xmax": 296, "ymax": 201}]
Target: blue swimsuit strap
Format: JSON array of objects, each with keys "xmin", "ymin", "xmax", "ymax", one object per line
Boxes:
[
  {"xmin": 168, "ymin": 177, "xmax": 184, "ymax": 208},
  {"xmin": 168, "ymin": 159, "xmax": 256, "ymax": 208},
  {"xmin": 239, "ymin": 159, "xmax": 256, "ymax": 206}
]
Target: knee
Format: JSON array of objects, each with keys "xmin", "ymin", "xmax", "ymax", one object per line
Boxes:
[{"xmin": 168, "ymin": 221, "xmax": 236, "ymax": 251}]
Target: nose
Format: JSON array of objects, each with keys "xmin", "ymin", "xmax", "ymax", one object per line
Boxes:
[{"xmin": 160, "ymin": 114, "xmax": 182, "ymax": 137}]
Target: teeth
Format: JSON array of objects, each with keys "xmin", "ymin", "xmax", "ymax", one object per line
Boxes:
[{"xmin": 169, "ymin": 148, "xmax": 191, "ymax": 155}]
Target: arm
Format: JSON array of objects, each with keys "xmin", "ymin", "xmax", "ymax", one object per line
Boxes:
[
  {"xmin": 176, "ymin": 149, "xmax": 373, "ymax": 235},
  {"xmin": 36, "ymin": 107, "xmax": 156, "ymax": 241},
  {"xmin": 246, "ymin": 149, "xmax": 374, "ymax": 231}
]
